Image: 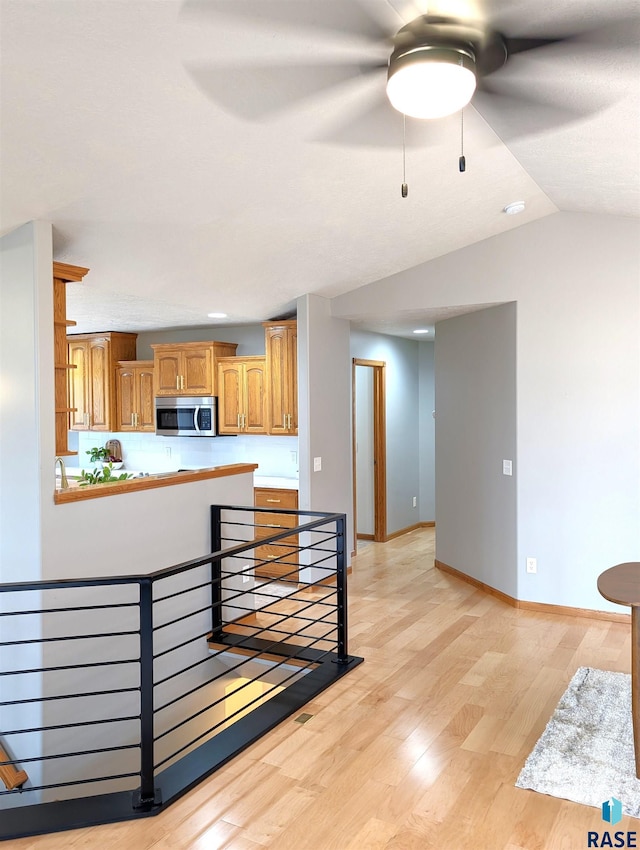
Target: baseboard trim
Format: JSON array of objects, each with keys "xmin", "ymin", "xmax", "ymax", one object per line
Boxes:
[
  {"xmin": 357, "ymin": 533, "xmax": 375, "ymax": 541},
  {"xmin": 434, "ymin": 559, "xmax": 630, "ymax": 623},
  {"xmin": 385, "ymin": 521, "xmax": 435, "ymax": 542}
]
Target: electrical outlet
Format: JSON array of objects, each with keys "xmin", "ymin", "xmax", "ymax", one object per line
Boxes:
[
  {"xmin": 164, "ymin": 446, "xmax": 172, "ymax": 458},
  {"xmin": 412, "ymin": 496, "xmax": 417, "ymax": 508},
  {"xmin": 526, "ymin": 557, "xmax": 537, "ymax": 574}
]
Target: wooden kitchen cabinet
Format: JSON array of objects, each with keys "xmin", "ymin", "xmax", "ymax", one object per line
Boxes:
[
  {"xmin": 264, "ymin": 321, "xmax": 297, "ymax": 435},
  {"xmin": 217, "ymin": 356, "xmax": 268, "ymax": 434},
  {"xmin": 115, "ymin": 360, "xmax": 155, "ymax": 432},
  {"xmin": 254, "ymin": 487, "xmax": 299, "ymax": 580},
  {"xmin": 67, "ymin": 332, "xmax": 137, "ymax": 431},
  {"xmin": 152, "ymin": 341, "xmax": 238, "ymax": 397},
  {"xmin": 53, "ymin": 262, "xmax": 89, "ymax": 455}
]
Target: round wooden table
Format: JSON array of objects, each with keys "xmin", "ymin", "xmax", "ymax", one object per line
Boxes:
[{"xmin": 598, "ymin": 562, "xmax": 640, "ymax": 778}]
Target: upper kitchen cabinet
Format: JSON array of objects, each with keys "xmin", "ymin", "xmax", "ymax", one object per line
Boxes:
[
  {"xmin": 68, "ymin": 332, "xmax": 138, "ymax": 431},
  {"xmin": 217, "ymin": 356, "xmax": 268, "ymax": 434},
  {"xmin": 115, "ymin": 360, "xmax": 155, "ymax": 432},
  {"xmin": 264, "ymin": 321, "xmax": 297, "ymax": 435},
  {"xmin": 152, "ymin": 341, "xmax": 238, "ymax": 397}
]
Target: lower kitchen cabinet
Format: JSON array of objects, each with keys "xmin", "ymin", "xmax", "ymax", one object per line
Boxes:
[{"xmin": 254, "ymin": 487, "xmax": 299, "ymax": 580}]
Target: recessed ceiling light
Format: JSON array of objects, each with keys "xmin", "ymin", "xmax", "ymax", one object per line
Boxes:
[
  {"xmin": 207, "ymin": 312, "xmax": 227, "ymax": 319},
  {"xmin": 413, "ymin": 328, "xmax": 430, "ymax": 334},
  {"xmin": 503, "ymin": 201, "xmax": 526, "ymax": 215}
]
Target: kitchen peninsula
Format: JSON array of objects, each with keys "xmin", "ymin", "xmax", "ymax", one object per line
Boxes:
[{"xmin": 54, "ymin": 463, "xmax": 257, "ymax": 504}]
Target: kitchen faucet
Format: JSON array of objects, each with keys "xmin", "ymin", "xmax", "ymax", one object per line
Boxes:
[{"xmin": 55, "ymin": 456, "xmax": 69, "ymax": 489}]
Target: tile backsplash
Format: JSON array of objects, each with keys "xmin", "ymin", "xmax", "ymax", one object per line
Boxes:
[{"xmin": 75, "ymin": 431, "xmax": 299, "ymax": 478}]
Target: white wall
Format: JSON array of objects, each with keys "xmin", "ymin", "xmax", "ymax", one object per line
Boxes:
[
  {"xmin": 0, "ymin": 221, "xmax": 53, "ymax": 800},
  {"xmin": 297, "ymin": 294, "xmax": 352, "ymax": 571},
  {"xmin": 418, "ymin": 341, "xmax": 436, "ymax": 523},
  {"xmin": 435, "ymin": 304, "xmax": 518, "ymax": 597},
  {"xmin": 333, "ymin": 212, "xmax": 640, "ymax": 612},
  {"xmin": 136, "ymin": 324, "xmax": 267, "ymax": 358}
]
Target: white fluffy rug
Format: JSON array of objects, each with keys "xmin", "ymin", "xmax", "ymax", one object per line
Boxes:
[{"xmin": 516, "ymin": 667, "xmax": 640, "ymax": 818}]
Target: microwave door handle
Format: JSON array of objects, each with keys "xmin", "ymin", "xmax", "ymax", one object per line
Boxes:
[{"xmin": 193, "ymin": 406, "xmax": 201, "ymax": 432}]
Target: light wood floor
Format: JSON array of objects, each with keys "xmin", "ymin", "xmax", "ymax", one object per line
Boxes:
[{"xmin": 11, "ymin": 528, "xmax": 636, "ymax": 849}]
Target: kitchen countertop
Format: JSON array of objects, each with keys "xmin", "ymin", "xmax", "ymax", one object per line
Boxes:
[
  {"xmin": 54, "ymin": 463, "xmax": 258, "ymax": 504},
  {"xmin": 254, "ymin": 476, "xmax": 299, "ymax": 490}
]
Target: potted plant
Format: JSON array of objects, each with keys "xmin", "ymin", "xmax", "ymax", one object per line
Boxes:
[{"xmin": 86, "ymin": 447, "xmax": 123, "ymax": 469}]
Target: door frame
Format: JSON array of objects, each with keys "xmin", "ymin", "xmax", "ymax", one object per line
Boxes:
[{"xmin": 352, "ymin": 358, "xmax": 387, "ymax": 552}]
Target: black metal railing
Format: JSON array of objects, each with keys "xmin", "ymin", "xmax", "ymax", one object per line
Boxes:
[{"xmin": 0, "ymin": 505, "xmax": 363, "ymax": 841}]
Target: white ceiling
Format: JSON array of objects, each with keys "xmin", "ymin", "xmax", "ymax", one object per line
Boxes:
[{"xmin": 1, "ymin": 0, "xmax": 638, "ymax": 340}]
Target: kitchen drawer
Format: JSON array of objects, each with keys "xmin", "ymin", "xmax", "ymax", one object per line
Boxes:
[{"xmin": 254, "ymin": 488, "xmax": 299, "ymax": 580}]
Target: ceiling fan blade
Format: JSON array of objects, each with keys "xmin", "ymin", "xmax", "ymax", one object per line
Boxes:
[
  {"xmin": 504, "ymin": 36, "xmax": 564, "ymax": 56},
  {"xmin": 181, "ymin": 0, "xmax": 397, "ymax": 42},
  {"xmin": 185, "ymin": 62, "xmax": 382, "ymax": 121},
  {"xmin": 502, "ymin": 14, "xmax": 640, "ymax": 60},
  {"xmin": 473, "ymin": 81, "xmax": 608, "ymax": 140},
  {"xmin": 315, "ymin": 92, "xmax": 455, "ymax": 149}
]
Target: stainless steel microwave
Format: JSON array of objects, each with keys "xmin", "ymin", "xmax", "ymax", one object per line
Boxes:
[{"xmin": 155, "ymin": 396, "xmax": 217, "ymax": 437}]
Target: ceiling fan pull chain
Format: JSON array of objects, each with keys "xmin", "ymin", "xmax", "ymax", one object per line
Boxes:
[
  {"xmin": 459, "ymin": 106, "xmax": 466, "ymax": 173},
  {"xmin": 401, "ymin": 114, "xmax": 408, "ymax": 197}
]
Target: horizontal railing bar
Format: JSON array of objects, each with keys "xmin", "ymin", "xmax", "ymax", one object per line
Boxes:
[
  {"xmin": 153, "ymin": 576, "xmax": 212, "ymax": 604},
  {"xmin": 153, "ymin": 627, "xmax": 211, "ymax": 660},
  {"xmin": 1, "ymin": 771, "xmax": 140, "ymax": 794},
  {"xmin": 155, "ymin": 625, "xmax": 323, "ymax": 714},
  {"xmin": 153, "ymin": 650, "xmax": 212, "ymax": 687},
  {"xmin": 153, "ymin": 657, "xmax": 317, "ymax": 768},
  {"xmin": 154, "ymin": 632, "xmax": 339, "ymax": 759},
  {"xmin": 153, "ymin": 602, "xmax": 212, "ymax": 633},
  {"xmin": 0, "ymin": 742, "xmax": 140, "ymax": 766},
  {"xmin": 0, "ymin": 508, "xmax": 341, "ymax": 594},
  {"xmin": 0, "ymin": 685, "xmax": 140, "ymax": 706},
  {"xmin": 0, "ymin": 602, "xmax": 139, "ymax": 617},
  {"xmin": 2, "ymin": 714, "xmax": 140, "ymax": 736},
  {"xmin": 0, "ymin": 628, "xmax": 140, "ymax": 647},
  {"xmin": 0, "ymin": 657, "xmax": 140, "ymax": 676}
]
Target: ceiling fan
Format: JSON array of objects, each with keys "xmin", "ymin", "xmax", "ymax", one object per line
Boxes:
[{"xmin": 182, "ymin": 1, "xmax": 637, "ymax": 147}]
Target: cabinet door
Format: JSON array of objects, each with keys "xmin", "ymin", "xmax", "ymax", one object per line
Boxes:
[
  {"xmin": 155, "ymin": 350, "xmax": 182, "ymax": 396},
  {"xmin": 254, "ymin": 488, "xmax": 299, "ymax": 580},
  {"xmin": 182, "ymin": 347, "xmax": 212, "ymax": 395},
  {"xmin": 217, "ymin": 361, "xmax": 243, "ymax": 434},
  {"xmin": 245, "ymin": 361, "xmax": 268, "ymax": 433},
  {"xmin": 115, "ymin": 367, "xmax": 136, "ymax": 431},
  {"xmin": 88, "ymin": 338, "xmax": 111, "ymax": 430},
  {"xmin": 68, "ymin": 340, "xmax": 89, "ymax": 430},
  {"xmin": 137, "ymin": 367, "xmax": 156, "ymax": 431},
  {"xmin": 265, "ymin": 327, "xmax": 289, "ymax": 434},
  {"xmin": 285, "ymin": 326, "xmax": 298, "ymax": 434}
]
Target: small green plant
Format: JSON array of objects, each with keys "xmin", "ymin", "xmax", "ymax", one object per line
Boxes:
[
  {"xmin": 86, "ymin": 446, "xmax": 111, "ymax": 463},
  {"xmin": 78, "ymin": 463, "xmax": 133, "ymax": 486}
]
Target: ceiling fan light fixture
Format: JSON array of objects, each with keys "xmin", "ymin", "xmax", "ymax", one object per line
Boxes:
[{"xmin": 386, "ymin": 46, "xmax": 477, "ymax": 120}]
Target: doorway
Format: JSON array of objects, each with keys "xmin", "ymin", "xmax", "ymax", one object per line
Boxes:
[{"xmin": 352, "ymin": 359, "xmax": 387, "ymax": 553}]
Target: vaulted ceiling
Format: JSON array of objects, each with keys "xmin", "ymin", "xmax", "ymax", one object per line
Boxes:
[{"xmin": 1, "ymin": 0, "xmax": 638, "ymax": 338}]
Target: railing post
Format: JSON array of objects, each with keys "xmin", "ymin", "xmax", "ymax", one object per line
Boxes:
[
  {"xmin": 133, "ymin": 578, "xmax": 160, "ymax": 809},
  {"xmin": 210, "ymin": 505, "xmax": 223, "ymax": 640},
  {"xmin": 335, "ymin": 514, "xmax": 349, "ymax": 664}
]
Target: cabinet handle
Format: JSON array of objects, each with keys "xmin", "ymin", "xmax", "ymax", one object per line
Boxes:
[
  {"xmin": 237, "ymin": 413, "xmax": 241, "ymax": 429},
  {"xmin": 181, "ymin": 375, "xmax": 185, "ymax": 391},
  {"xmin": 176, "ymin": 376, "xmax": 180, "ymax": 390},
  {"xmin": 283, "ymin": 414, "xmax": 287, "ymax": 429},
  {"xmin": 242, "ymin": 413, "xmax": 246, "ymax": 429},
  {"xmin": 131, "ymin": 413, "xmax": 135, "ymax": 427},
  {"xmin": 288, "ymin": 413, "xmax": 292, "ymax": 430},
  {"xmin": 135, "ymin": 413, "xmax": 139, "ymax": 428},
  {"xmin": 266, "ymin": 498, "xmax": 281, "ymax": 503}
]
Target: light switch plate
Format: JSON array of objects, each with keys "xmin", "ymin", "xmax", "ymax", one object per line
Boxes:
[
  {"xmin": 502, "ymin": 459, "xmax": 512, "ymax": 476},
  {"xmin": 313, "ymin": 457, "xmax": 322, "ymax": 472}
]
